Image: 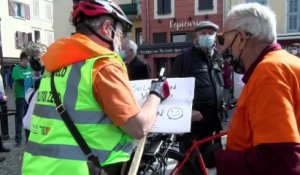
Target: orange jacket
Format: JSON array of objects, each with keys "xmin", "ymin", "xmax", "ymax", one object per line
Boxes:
[
  {"xmin": 227, "ymin": 49, "xmax": 300, "ymax": 150},
  {"xmin": 42, "ymin": 34, "xmax": 140, "ymax": 126}
]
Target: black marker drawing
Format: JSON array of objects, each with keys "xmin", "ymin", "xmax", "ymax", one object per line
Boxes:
[{"xmin": 167, "ymin": 107, "xmax": 183, "ymax": 120}]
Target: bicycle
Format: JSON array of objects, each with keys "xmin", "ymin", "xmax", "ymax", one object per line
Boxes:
[{"xmin": 137, "ymin": 131, "xmax": 227, "ymax": 175}]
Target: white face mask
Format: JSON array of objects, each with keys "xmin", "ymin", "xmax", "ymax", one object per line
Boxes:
[
  {"xmin": 110, "ymin": 27, "xmax": 122, "ymax": 54},
  {"xmin": 113, "ymin": 42, "xmax": 120, "ymax": 53},
  {"xmin": 197, "ymin": 35, "xmax": 215, "ymax": 48}
]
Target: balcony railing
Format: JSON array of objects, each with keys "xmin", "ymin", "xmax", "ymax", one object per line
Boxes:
[{"xmin": 120, "ymin": 3, "xmax": 138, "ymax": 15}]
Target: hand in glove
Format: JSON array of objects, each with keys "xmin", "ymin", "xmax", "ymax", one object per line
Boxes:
[{"xmin": 149, "ymin": 76, "xmax": 170, "ymax": 101}]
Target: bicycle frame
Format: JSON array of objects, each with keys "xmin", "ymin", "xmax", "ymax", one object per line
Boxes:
[{"xmin": 170, "ymin": 131, "xmax": 227, "ymax": 175}]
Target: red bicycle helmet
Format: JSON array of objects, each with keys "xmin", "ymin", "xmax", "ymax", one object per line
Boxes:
[{"xmin": 72, "ymin": 0, "xmax": 132, "ymax": 32}]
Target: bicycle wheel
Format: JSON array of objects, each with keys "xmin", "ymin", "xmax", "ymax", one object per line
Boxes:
[{"xmin": 165, "ymin": 149, "xmax": 202, "ymax": 175}]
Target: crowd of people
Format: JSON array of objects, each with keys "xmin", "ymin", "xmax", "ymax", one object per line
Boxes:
[{"xmin": 0, "ymin": 1, "xmax": 299, "ymax": 175}]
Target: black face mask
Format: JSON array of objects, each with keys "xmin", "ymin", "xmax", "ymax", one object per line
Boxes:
[
  {"xmin": 221, "ymin": 33, "xmax": 245, "ymax": 74},
  {"xmin": 30, "ymin": 56, "xmax": 44, "ymax": 72}
]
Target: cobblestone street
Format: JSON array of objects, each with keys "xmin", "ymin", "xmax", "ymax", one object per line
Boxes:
[{"xmin": 0, "ymin": 87, "xmax": 25, "ymax": 175}]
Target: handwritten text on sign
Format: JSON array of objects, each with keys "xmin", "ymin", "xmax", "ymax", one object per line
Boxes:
[{"xmin": 130, "ymin": 78, "xmax": 195, "ymax": 133}]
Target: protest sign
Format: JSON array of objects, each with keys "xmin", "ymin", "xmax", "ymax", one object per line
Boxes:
[{"xmin": 130, "ymin": 78, "xmax": 195, "ymax": 133}]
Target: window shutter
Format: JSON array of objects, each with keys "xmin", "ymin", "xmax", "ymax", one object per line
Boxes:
[
  {"xmin": 8, "ymin": 0, "xmax": 15, "ymax": 16},
  {"xmin": 25, "ymin": 4, "xmax": 30, "ymax": 19},
  {"xmin": 287, "ymin": 0, "xmax": 299, "ymax": 32},
  {"xmin": 164, "ymin": 0, "xmax": 171, "ymax": 14},
  {"xmin": 157, "ymin": 0, "xmax": 163, "ymax": 14},
  {"xmin": 16, "ymin": 31, "xmax": 24, "ymax": 49},
  {"xmin": 27, "ymin": 33, "xmax": 32, "ymax": 42},
  {"xmin": 15, "ymin": 32, "xmax": 20, "ymax": 48}
]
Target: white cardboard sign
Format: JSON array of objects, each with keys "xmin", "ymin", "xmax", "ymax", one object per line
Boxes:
[{"xmin": 130, "ymin": 78, "xmax": 195, "ymax": 133}]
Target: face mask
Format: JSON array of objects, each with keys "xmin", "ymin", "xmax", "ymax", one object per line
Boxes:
[
  {"xmin": 30, "ymin": 56, "xmax": 43, "ymax": 71},
  {"xmin": 198, "ymin": 35, "xmax": 215, "ymax": 48},
  {"xmin": 221, "ymin": 33, "xmax": 245, "ymax": 74},
  {"xmin": 119, "ymin": 50, "xmax": 127, "ymax": 60},
  {"xmin": 113, "ymin": 42, "xmax": 120, "ymax": 53}
]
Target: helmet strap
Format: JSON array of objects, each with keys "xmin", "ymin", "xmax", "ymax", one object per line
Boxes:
[{"xmin": 84, "ymin": 23, "xmax": 113, "ymax": 50}]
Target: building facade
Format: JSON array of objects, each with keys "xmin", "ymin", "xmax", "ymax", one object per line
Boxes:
[
  {"xmin": 140, "ymin": 0, "xmax": 300, "ymax": 77},
  {"xmin": 0, "ymin": 0, "xmax": 54, "ymax": 86},
  {"xmin": 53, "ymin": 0, "xmax": 142, "ymax": 44},
  {"xmin": 0, "ymin": 0, "xmax": 54, "ymax": 65},
  {"xmin": 53, "ymin": 0, "xmax": 74, "ymax": 41},
  {"xmin": 140, "ymin": 0, "xmax": 224, "ymax": 77}
]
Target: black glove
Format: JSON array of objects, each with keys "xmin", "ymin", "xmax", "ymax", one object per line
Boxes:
[{"xmin": 149, "ymin": 77, "xmax": 170, "ymax": 101}]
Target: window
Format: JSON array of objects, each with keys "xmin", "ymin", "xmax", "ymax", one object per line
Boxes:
[
  {"xmin": 153, "ymin": 32, "xmax": 167, "ymax": 44},
  {"xmin": 287, "ymin": 0, "xmax": 300, "ymax": 32},
  {"xmin": 15, "ymin": 32, "xmax": 32, "ymax": 49},
  {"xmin": 245, "ymin": 0, "xmax": 267, "ymax": 5},
  {"xmin": 154, "ymin": 0, "xmax": 174, "ymax": 19},
  {"xmin": 34, "ymin": 30, "xmax": 41, "ymax": 43},
  {"xmin": 157, "ymin": 0, "xmax": 171, "ymax": 15},
  {"xmin": 198, "ymin": 0, "xmax": 213, "ymax": 11},
  {"xmin": 8, "ymin": 1, "xmax": 30, "ymax": 19},
  {"xmin": 172, "ymin": 32, "xmax": 194, "ymax": 43},
  {"xmin": 135, "ymin": 28, "xmax": 143, "ymax": 45},
  {"xmin": 195, "ymin": 0, "xmax": 217, "ymax": 15}
]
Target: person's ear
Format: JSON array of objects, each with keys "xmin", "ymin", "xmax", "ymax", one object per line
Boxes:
[
  {"xmin": 100, "ymin": 20, "xmax": 112, "ymax": 37},
  {"xmin": 237, "ymin": 31, "xmax": 248, "ymax": 49}
]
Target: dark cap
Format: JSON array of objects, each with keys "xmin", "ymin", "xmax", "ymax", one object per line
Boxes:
[{"xmin": 195, "ymin": 21, "xmax": 219, "ymax": 31}]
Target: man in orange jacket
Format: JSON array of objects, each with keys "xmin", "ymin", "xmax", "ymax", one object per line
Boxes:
[{"xmin": 216, "ymin": 3, "xmax": 300, "ymax": 175}]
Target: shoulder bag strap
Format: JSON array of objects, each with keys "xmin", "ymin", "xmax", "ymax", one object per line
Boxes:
[{"xmin": 50, "ymin": 72, "xmax": 101, "ymax": 167}]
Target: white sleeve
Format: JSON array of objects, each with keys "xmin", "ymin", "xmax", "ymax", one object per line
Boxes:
[
  {"xmin": 25, "ymin": 88, "xmax": 35, "ymax": 103},
  {"xmin": 23, "ymin": 91, "xmax": 38, "ymax": 130}
]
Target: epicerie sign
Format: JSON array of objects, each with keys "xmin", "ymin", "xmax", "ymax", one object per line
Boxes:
[{"xmin": 170, "ymin": 19, "xmax": 203, "ymax": 31}]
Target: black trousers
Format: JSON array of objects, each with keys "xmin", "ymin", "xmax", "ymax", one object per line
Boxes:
[{"xmin": 0, "ymin": 102, "xmax": 9, "ymax": 137}]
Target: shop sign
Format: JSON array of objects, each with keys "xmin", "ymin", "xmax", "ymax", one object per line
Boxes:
[
  {"xmin": 170, "ymin": 19, "xmax": 203, "ymax": 31},
  {"xmin": 139, "ymin": 48, "xmax": 185, "ymax": 55}
]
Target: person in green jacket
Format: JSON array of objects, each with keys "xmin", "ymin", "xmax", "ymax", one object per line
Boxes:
[{"xmin": 12, "ymin": 52, "xmax": 32, "ymax": 147}]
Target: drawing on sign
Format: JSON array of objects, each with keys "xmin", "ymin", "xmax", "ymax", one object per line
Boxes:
[{"xmin": 167, "ymin": 107, "xmax": 183, "ymax": 120}]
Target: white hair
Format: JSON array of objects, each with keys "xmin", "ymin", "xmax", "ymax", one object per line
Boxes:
[
  {"xmin": 226, "ymin": 3, "xmax": 277, "ymax": 43},
  {"xmin": 127, "ymin": 39, "xmax": 138, "ymax": 56},
  {"xmin": 23, "ymin": 42, "xmax": 47, "ymax": 57}
]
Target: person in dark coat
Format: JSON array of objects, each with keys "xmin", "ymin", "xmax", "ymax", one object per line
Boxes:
[
  {"xmin": 169, "ymin": 21, "xmax": 224, "ymax": 168},
  {"xmin": 121, "ymin": 39, "xmax": 151, "ymax": 80},
  {"xmin": 0, "ymin": 91, "xmax": 10, "ymax": 162}
]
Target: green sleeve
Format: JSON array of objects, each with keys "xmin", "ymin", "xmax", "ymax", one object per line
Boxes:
[{"xmin": 12, "ymin": 66, "xmax": 23, "ymax": 80}]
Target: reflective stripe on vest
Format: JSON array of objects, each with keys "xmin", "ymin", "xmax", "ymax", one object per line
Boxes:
[{"xmin": 23, "ymin": 54, "xmax": 133, "ymax": 175}]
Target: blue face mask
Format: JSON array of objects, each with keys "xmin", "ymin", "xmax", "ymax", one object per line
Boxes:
[
  {"xmin": 198, "ymin": 35, "xmax": 215, "ymax": 48},
  {"xmin": 119, "ymin": 50, "xmax": 127, "ymax": 60}
]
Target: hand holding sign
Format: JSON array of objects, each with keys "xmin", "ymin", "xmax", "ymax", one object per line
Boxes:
[{"xmin": 149, "ymin": 68, "xmax": 170, "ymax": 101}]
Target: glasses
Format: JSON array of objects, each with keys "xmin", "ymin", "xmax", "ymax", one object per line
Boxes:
[
  {"xmin": 216, "ymin": 29, "xmax": 237, "ymax": 46},
  {"xmin": 111, "ymin": 27, "xmax": 125, "ymax": 39}
]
